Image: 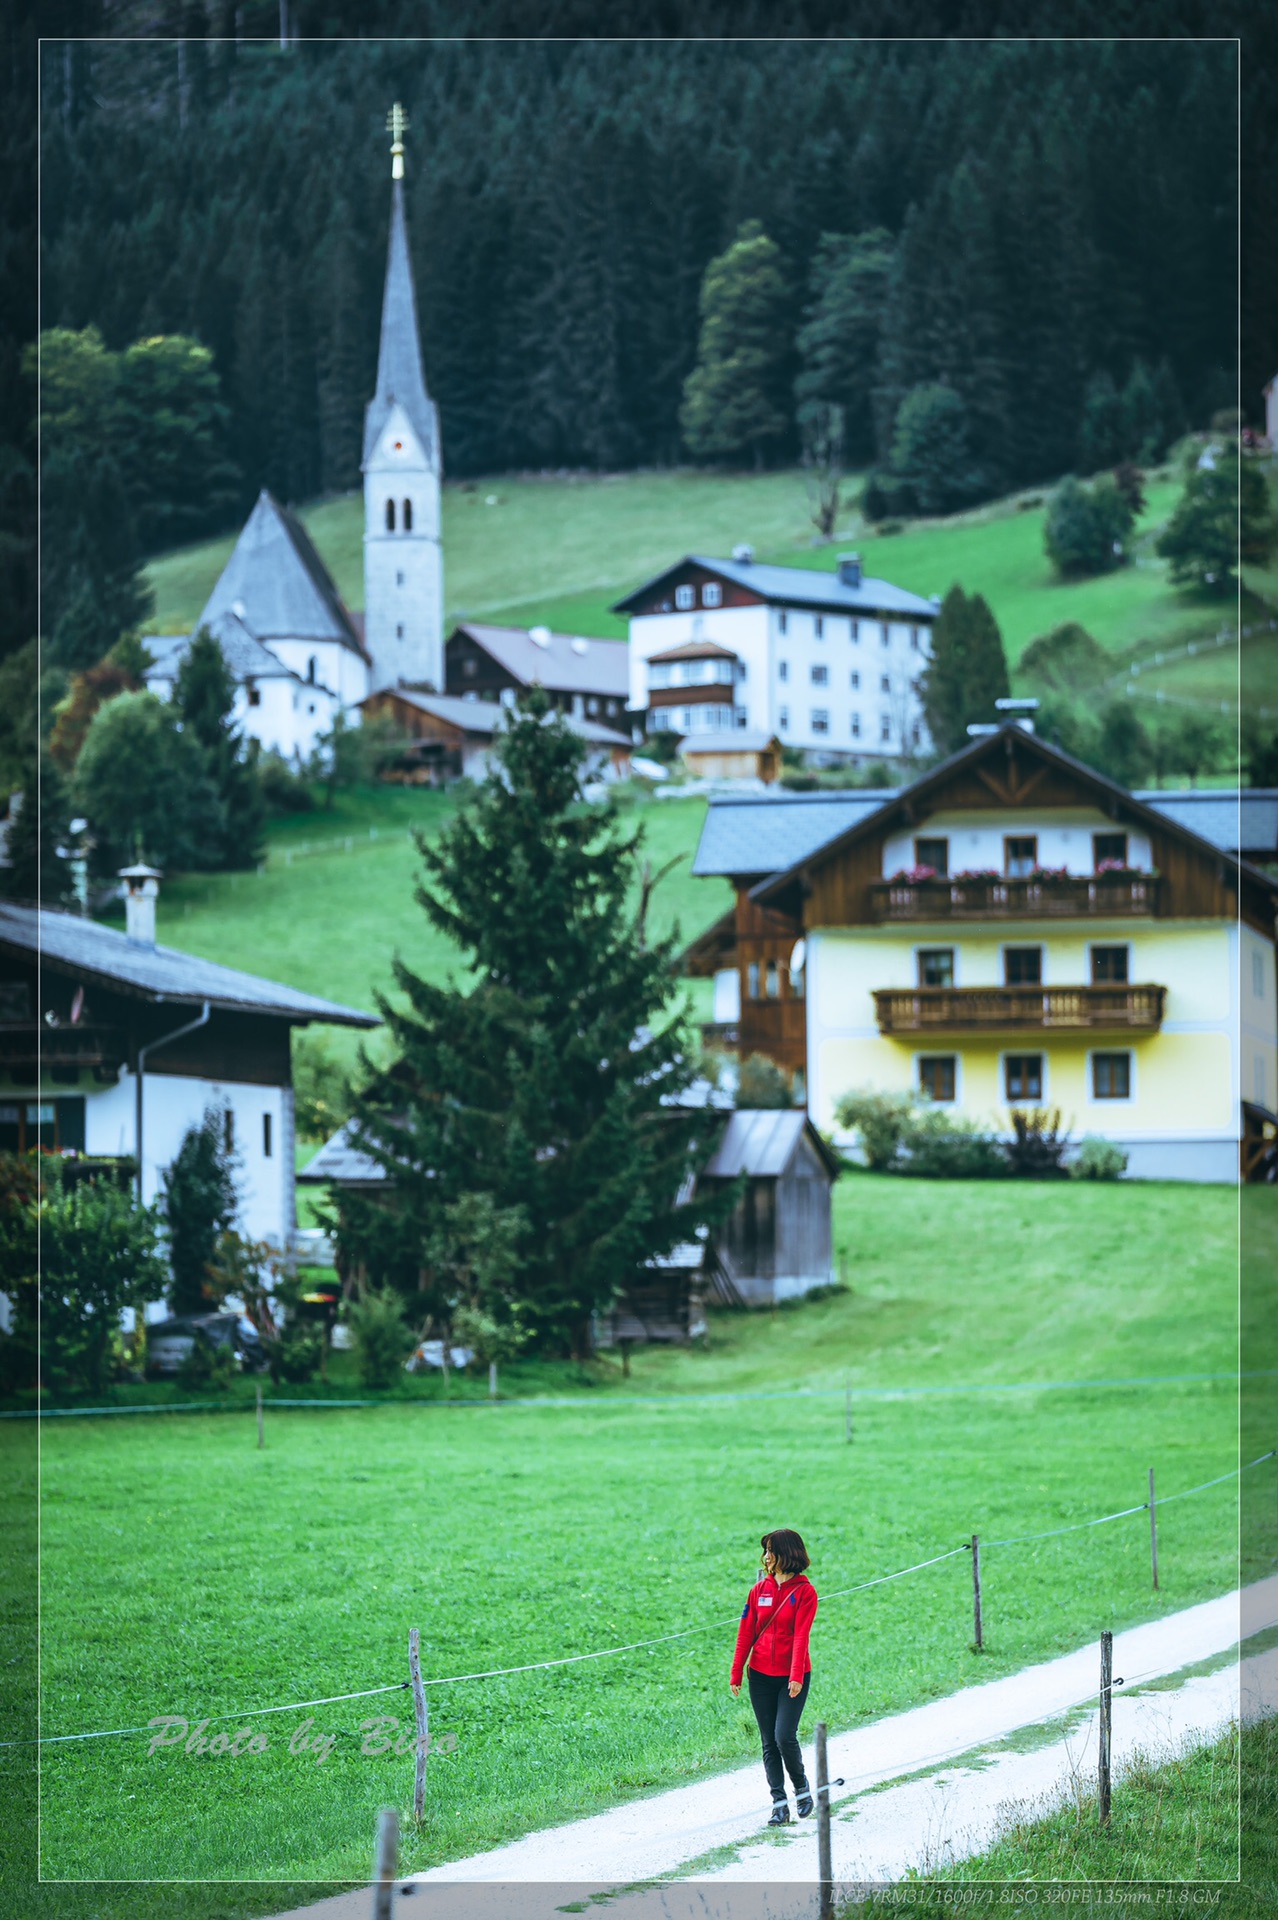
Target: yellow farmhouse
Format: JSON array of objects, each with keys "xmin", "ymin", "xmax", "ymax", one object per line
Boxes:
[{"xmin": 683, "ymin": 725, "xmax": 1278, "ymax": 1182}]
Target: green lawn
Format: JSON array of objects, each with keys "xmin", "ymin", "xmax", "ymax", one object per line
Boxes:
[
  {"xmin": 144, "ymin": 466, "xmax": 1263, "ymax": 714},
  {"xmin": 16, "ymin": 1177, "xmax": 1250, "ymax": 1885}
]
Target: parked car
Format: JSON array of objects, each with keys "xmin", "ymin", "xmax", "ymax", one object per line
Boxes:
[{"xmin": 145, "ymin": 1313, "xmax": 267, "ymax": 1377}]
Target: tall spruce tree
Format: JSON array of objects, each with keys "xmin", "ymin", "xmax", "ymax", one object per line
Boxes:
[
  {"xmin": 173, "ymin": 627, "xmax": 264, "ymax": 869},
  {"xmin": 920, "ymin": 585, "xmax": 1010, "ymax": 756},
  {"xmin": 341, "ymin": 692, "xmax": 726, "ymax": 1356},
  {"xmin": 679, "ymin": 220, "xmax": 791, "ymax": 466},
  {"xmin": 794, "ymin": 228, "xmax": 893, "ymax": 465}
]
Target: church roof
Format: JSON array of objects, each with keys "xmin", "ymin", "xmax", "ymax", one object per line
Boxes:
[
  {"xmin": 363, "ymin": 179, "xmax": 438, "ymax": 469},
  {"xmin": 196, "ymin": 491, "xmax": 365, "ymax": 657},
  {"xmin": 145, "ymin": 612, "xmax": 301, "ymax": 688}
]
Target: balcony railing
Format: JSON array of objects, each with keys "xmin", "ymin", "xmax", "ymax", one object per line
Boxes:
[
  {"xmin": 0, "ymin": 1023, "xmax": 129, "ymax": 1074},
  {"xmin": 867, "ymin": 874, "xmax": 1160, "ymax": 921},
  {"xmin": 873, "ymin": 984, "xmax": 1166, "ymax": 1035}
]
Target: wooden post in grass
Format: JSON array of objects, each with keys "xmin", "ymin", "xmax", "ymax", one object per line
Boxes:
[
  {"xmin": 1148, "ymin": 1467, "xmax": 1159, "ymax": 1591},
  {"xmin": 408, "ymin": 1628, "xmax": 429, "ymax": 1822},
  {"xmin": 970, "ymin": 1535, "xmax": 983, "ymax": 1650},
  {"xmin": 1098, "ymin": 1630, "xmax": 1113, "ymax": 1825},
  {"xmin": 815, "ymin": 1720, "xmax": 833, "ymax": 1920},
  {"xmin": 256, "ymin": 1381, "xmax": 264, "ymax": 1450},
  {"xmin": 488, "ymin": 1359, "xmax": 498, "ymax": 1400},
  {"xmin": 372, "ymin": 1805, "xmax": 398, "ymax": 1919}
]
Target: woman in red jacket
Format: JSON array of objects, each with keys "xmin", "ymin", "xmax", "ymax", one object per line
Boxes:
[{"xmin": 730, "ymin": 1528, "xmax": 818, "ymax": 1826}]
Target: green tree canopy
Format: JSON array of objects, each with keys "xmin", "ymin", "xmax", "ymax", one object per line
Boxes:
[
  {"xmin": 887, "ymin": 383, "xmax": 984, "ymax": 516},
  {"xmin": 1019, "ymin": 622, "xmax": 1110, "ymax": 698},
  {"xmin": 1044, "ymin": 474, "xmax": 1134, "ymax": 577},
  {"xmin": 794, "ymin": 228, "xmax": 894, "ymax": 464},
  {"xmin": 680, "ymin": 220, "xmax": 791, "ymax": 466},
  {"xmin": 919, "ymin": 585, "xmax": 1010, "ymax": 756},
  {"xmin": 340, "ymin": 691, "xmax": 727, "ymax": 1355},
  {"xmin": 72, "ymin": 690, "xmax": 218, "ymax": 876},
  {"xmin": 174, "ymin": 628, "xmax": 265, "ymax": 869},
  {"xmin": 163, "ymin": 1106, "xmax": 240, "ymax": 1317},
  {"xmin": 1156, "ymin": 454, "xmax": 1277, "ymax": 590}
]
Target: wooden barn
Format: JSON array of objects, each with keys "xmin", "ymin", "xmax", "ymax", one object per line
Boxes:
[{"xmin": 700, "ymin": 1108, "xmax": 840, "ymax": 1306}]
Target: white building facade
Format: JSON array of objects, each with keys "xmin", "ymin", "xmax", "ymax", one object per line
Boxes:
[{"xmin": 617, "ymin": 552, "xmax": 939, "ymax": 765}]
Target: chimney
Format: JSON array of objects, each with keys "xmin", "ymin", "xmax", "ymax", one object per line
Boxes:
[
  {"xmin": 731, "ymin": 543, "xmax": 755, "ymax": 565},
  {"xmin": 837, "ymin": 552, "xmax": 862, "ymax": 588},
  {"xmin": 119, "ymin": 864, "xmax": 162, "ymax": 946}
]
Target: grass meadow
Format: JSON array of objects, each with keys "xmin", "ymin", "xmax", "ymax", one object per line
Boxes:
[{"xmin": 11, "ymin": 1177, "xmax": 1257, "ymax": 1889}]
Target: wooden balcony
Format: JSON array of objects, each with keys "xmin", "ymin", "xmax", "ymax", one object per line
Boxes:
[
  {"xmin": 873, "ymin": 984, "xmax": 1167, "ymax": 1035},
  {"xmin": 0, "ymin": 1023, "xmax": 129, "ymax": 1076},
  {"xmin": 866, "ymin": 874, "xmax": 1160, "ymax": 922}
]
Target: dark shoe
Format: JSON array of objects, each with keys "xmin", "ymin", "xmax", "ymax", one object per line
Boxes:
[
  {"xmin": 796, "ymin": 1787, "xmax": 814, "ymax": 1818},
  {"xmin": 768, "ymin": 1798, "xmax": 790, "ymax": 1826}
]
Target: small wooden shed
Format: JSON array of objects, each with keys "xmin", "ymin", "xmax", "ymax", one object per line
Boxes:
[
  {"xmin": 680, "ymin": 730, "xmax": 782, "ymax": 784},
  {"xmin": 701, "ymin": 1109, "xmax": 840, "ymax": 1306}
]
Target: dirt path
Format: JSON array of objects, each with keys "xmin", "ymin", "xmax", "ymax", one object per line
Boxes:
[{"xmin": 268, "ymin": 1576, "xmax": 1276, "ymax": 1920}]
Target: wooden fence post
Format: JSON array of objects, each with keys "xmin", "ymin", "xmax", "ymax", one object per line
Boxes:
[
  {"xmin": 372, "ymin": 1805, "xmax": 398, "ymax": 1920},
  {"xmin": 971, "ymin": 1535, "xmax": 983, "ymax": 1651},
  {"xmin": 408, "ymin": 1628, "xmax": 429, "ymax": 1822},
  {"xmin": 1098, "ymin": 1630, "xmax": 1113, "ymax": 1825},
  {"xmin": 488, "ymin": 1359, "xmax": 498, "ymax": 1400},
  {"xmin": 1148, "ymin": 1468, "xmax": 1159, "ymax": 1591},
  {"xmin": 256, "ymin": 1382, "xmax": 264, "ymax": 1451},
  {"xmin": 815, "ymin": 1720, "xmax": 833, "ymax": 1920}
]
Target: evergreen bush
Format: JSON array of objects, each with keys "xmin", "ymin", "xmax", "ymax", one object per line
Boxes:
[
  {"xmin": 1070, "ymin": 1136, "xmax": 1129, "ymax": 1181},
  {"xmin": 346, "ymin": 1288, "xmax": 412, "ymax": 1390}
]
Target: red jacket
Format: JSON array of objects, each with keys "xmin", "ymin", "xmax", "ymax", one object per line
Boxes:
[{"xmin": 731, "ymin": 1574, "xmax": 817, "ymax": 1687}]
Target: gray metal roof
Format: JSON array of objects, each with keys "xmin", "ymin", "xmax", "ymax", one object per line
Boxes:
[
  {"xmin": 372, "ymin": 688, "xmax": 630, "ymax": 748},
  {"xmin": 298, "ymin": 1122, "xmax": 385, "ymax": 1185},
  {"xmin": 0, "ymin": 905, "xmax": 377, "ymax": 1026},
  {"xmin": 703, "ymin": 1109, "xmax": 810, "ymax": 1179},
  {"xmin": 362, "ymin": 179, "xmax": 438, "ymax": 468},
  {"xmin": 453, "ymin": 623, "xmax": 631, "ymax": 698},
  {"xmin": 144, "ymin": 612, "xmax": 300, "ymax": 688},
  {"xmin": 616, "ymin": 555, "xmax": 939, "ymax": 619},
  {"xmin": 1138, "ymin": 790, "xmax": 1278, "ymax": 856},
  {"xmin": 197, "ymin": 491, "xmax": 364, "ymax": 655},
  {"xmin": 692, "ymin": 790, "xmax": 896, "ymax": 876}
]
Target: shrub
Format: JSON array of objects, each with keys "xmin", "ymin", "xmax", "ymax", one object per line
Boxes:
[
  {"xmin": 834, "ymin": 1088, "xmax": 917, "ymax": 1170},
  {"xmin": 176, "ymin": 1328, "xmax": 239, "ymax": 1392},
  {"xmin": 162, "ymin": 1106, "xmax": 239, "ymax": 1315},
  {"xmin": 1044, "ymin": 474, "xmax": 1134, "ymax": 577},
  {"xmin": 1004, "ymin": 1108, "xmax": 1071, "ymax": 1178},
  {"xmin": 293, "ymin": 1030, "xmax": 355, "ymax": 1143},
  {"xmin": 1071, "ymin": 1135, "xmax": 1129, "ymax": 1181},
  {"xmin": 899, "ymin": 1107, "xmax": 1006, "ymax": 1179},
  {"xmin": 736, "ymin": 1052, "xmax": 793, "ymax": 1109},
  {"xmin": 346, "ymin": 1287, "xmax": 412, "ymax": 1389},
  {"xmin": 258, "ymin": 750, "xmax": 315, "ymax": 813},
  {"xmin": 266, "ymin": 1319, "xmax": 324, "ymax": 1385}
]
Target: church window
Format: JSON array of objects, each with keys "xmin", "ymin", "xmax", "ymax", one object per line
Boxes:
[
  {"xmin": 385, "ymin": 498, "xmax": 396, "ymax": 531},
  {"xmin": 403, "ymin": 498, "xmax": 413, "ymax": 531},
  {"xmin": 307, "ymin": 657, "xmax": 317, "ymax": 684},
  {"xmin": 247, "ymin": 684, "xmax": 261, "ymax": 707}
]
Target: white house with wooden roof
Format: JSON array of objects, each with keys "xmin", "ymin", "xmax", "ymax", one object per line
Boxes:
[
  {"xmin": 682, "ymin": 727, "xmax": 1278, "ymax": 1182},
  {"xmin": 615, "ymin": 549, "xmax": 939, "ymax": 765}
]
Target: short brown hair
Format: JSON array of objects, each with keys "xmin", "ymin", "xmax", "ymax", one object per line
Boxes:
[{"xmin": 761, "ymin": 1528, "xmax": 810, "ymax": 1574}]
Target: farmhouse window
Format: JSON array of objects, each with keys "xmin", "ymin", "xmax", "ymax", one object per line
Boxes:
[
  {"xmin": 224, "ymin": 1109, "xmax": 235, "ymax": 1153},
  {"xmin": 851, "ymin": 620, "xmax": 860, "ymax": 641},
  {"xmin": 1092, "ymin": 1052, "xmax": 1131, "ymax": 1099},
  {"xmin": 1094, "ymin": 831, "xmax": 1128, "ymax": 868},
  {"xmin": 1254, "ymin": 950, "xmax": 1266, "ymax": 998},
  {"xmin": 779, "ymin": 707, "xmax": 789, "ymax": 730},
  {"xmin": 247, "ymin": 685, "xmax": 261, "ymax": 707},
  {"xmin": 913, "ymin": 838, "xmax": 949, "ymax": 875},
  {"xmin": 811, "ymin": 664, "xmax": 828, "ymax": 686},
  {"xmin": 0, "ymin": 1096, "xmax": 85, "ymax": 1154},
  {"xmin": 880, "ymin": 674, "xmax": 891, "ymax": 693},
  {"xmin": 814, "ymin": 616, "xmax": 825, "ymax": 638},
  {"xmin": 919, "ymin": 1056, "xmax": 956, "ymax": 1103},
  {"xmin": 1004, "ymin": 946, "xmax": 1042, "ymax": 986},
  {"xmin": 765, "ymin": 960, "xmax": 780, "ymax": 998},
  {"xmin": 778, "ymin": 661, "xmax": 789, "ymax": 682},
  {"xmin": 1004, "ymin": 1054, "xmax": 1043, "ymax": 1102},
  {"xmin": 702, "ymin": 582, "xmax": 722, "ymax": 607},
  {"xmin": 1091, "ymin": 945, "xmax": 1129, "ymax": 985},
  {"xmin": 403, "ymin": 499, "xmax": 413, "ymax": 530},
  {"xmin": 918, "ymin": 948, "xmax": 954, "ymax": 988},
  {"xmin": 263, "ymin": 1113, "xmax": 273, "ymax": 1158},
  {"xmin": 910, "ymin": 626, "xmax": 921, "ymax": 650},
  {"xmin": 463, "ymin": 657, "xmax": 477, "ymax": 676},
  {"xmin": 747, "ymin": 962, "xmax": 761, "ymax": 999},
  {"xmin": 1005, "ymin": 835, "xmax": 1037, "ymax": 878},
  {"xmin": 811, "ymin": 709, "xmax": 830, "ymax": 733},
  {"xmin": 385, "ymin": 498, "xmax": 396, "ymax": 531},
  {"xmin": 881, "ymin": 623, "xmax": 890, "ymax": 646},
  {"xmin": 675, "ymin": 585, "xmax": 695, "ymax": 610},
  {"xmin": 779, "ymin": 611, "xmax": 788, "ymax": 634}
]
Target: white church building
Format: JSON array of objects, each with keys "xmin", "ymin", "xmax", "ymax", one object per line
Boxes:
[{"xmin": 145, "ymin": 121, "xmax": 444, "ymax": 757}]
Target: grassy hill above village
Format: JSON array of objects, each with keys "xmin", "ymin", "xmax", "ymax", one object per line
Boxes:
[{"xmin": 144, "ymin": 463, "xmax": 1276, "ymax": 719}]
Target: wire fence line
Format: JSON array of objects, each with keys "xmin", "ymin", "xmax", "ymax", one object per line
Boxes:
[{"xmin": 8, "ymin": 1449, "xmax": 1272, "ymax": 1753}]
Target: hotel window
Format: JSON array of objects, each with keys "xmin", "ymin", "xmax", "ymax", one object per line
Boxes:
[
  {"xmin": 1091, "ymin": 945, "xmax": 1129, "ymax": 985},
  {"xmin": 263, "ymin": 1113, "xmax": 273, "ymax": 1158},
  {"xmin": 779, "ymin": 610, "xmax": 788, "ymax": 634},
  {"xmin": 1005, "ymin": 1054, "xmax": 1043, "ymax": 1102},
  {"xmin": 880, "ymin": 673, "xmax": 891, "ymax": 693},
  {"xmin": 675, "ymin": 585, "xmax": 695, "ymax": 610},
  {"xmin": 910, "ymin": 626, "xmax": 921, "ymax": 650},
  {"xmin": 814, "ymin": 616, "xmax": 825, "ymax": 638},
  {"xmin": 850, "ymin": 620, "xmax": 860, "ymax": 642},
  {"xmin": 912, "ymin": 721, "xmax": 921, "ymax": 746},
  {"xmin": 811, "ymin": 664, "xmax": 828, "ymax": 686},
  {"xmin": 396, "ymin": 570, "xmax": 404, "ymax": 586},
  {"xmin": 811, "ymin": 709, "xmax": 830, "ymax": 733},
  {"xmin": 880, "ymin": 715, "xmax": 891, "ymax": 741},
  {"xmin": 1093, "ymin": 831, "xmax": 1128, "ymax": 869},
  {"xmin": 850, "ymin": 670, "xmax": 860, "ymax": 690},
  {"xmin": 779, "ymin": 661, "xmax": 789, "ymax": 682},
  {"xmin": 918, "ymin": 948, "xmax": 954, "ymax": 988},
  {"xmin": 915, "ymin": 837, "xmax": 948, "ymax": 876},
  {"xmin": 881, "ymin": 622, "xmax": 890, "ymax": 646},
  {"xmin": 1004, "ymin": 946, "xmax": 1042, "ymax": 986},
  {"xmin": 850, "ymin": 714, "xmax": 861, "ymax": 738},
  {"xmin": 1092, "ymin": 1052, "xmax": 1131, "ymax": 1100},
  {"xmin": 702, "ymin": 582, "xmax": 722, "ymax": 607},
  {"xmin": 396, "ymin": 623, "xmax": 404, "ymax": 639},
  {"xmin": 919, "ymin": 1056, "xmax": 956, "ymax": 1103},
  {"xmin": 779, "ymin": 706, "xmax": 789, "ymax": 730},
  {"xmin": 1005, "ymin": 835, "xmax": 1037, "ymax": 878}
]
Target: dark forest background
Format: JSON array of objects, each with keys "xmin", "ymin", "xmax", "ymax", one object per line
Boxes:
[{"xmin": 3, "ymin": 0, "xmax": 1278, "ymax": 669}]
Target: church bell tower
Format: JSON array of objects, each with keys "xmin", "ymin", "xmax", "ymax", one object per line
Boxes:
[{"xmin": 362, "ymin": 103, "xmax": 443, "ymax": 693}]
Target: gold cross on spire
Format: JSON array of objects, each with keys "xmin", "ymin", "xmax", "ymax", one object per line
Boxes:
[{"xmin": 387, "ymin": 102, "xmax": 408, "ymax": 180}]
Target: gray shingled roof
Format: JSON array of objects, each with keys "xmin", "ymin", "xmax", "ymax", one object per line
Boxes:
[
  {"xmin": 453, "ymin": 623, "xmax": 631, "ymax": 698},
  {"xmin": 702, "ymin": 1109, "xmax": 839, "ymax": 1180},
  {"xmin": 373, "ymin": 688, "xmax": 630, "ymax": 748},
  {"xmin": 297, "ymin": 1122, "xmax": 385, "ymax": 1185},
  {"xmin": 1138, "ymin": 790, "xmax": 1277, "ymax": 857},
  {"xmin": 144, "ymin": 612, "xmax": 300, "ymax": 688},
  {"xmin": 1, "ymin": 905, "xmax": 377, "ymax": 1026},
  {"xmin": 692, "ymin": 790, "xmax": 896, "ymax": 876},
  {"xmin": 197, "ymin": 491, "xmax": 363, "ymax": 656},
  {"xmin": 362, "ymin": 179, "xmax": 438, "ymax": 468},
  {"xmin": 615, "ymin": 556, "xmax": 938, "ymax": 618}
]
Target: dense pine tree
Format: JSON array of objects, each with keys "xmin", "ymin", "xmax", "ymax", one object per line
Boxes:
[
  {"xmin": 919, "ymin": 586, "xmax": 1010, "ymax": 756},
  {"xmin": 173, "ymin": 628, "xmax": 265, "ymax": 869}
]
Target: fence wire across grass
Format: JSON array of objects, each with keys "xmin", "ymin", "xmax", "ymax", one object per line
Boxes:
[{"xmin": 11, "ymin": 1448, "xmax": 1272, "ymax": 1752}]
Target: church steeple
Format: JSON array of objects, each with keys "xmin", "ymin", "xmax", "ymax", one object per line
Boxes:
[{"xmin": 362, "ymin": 103, "xmax": 443, "ymax": 694}]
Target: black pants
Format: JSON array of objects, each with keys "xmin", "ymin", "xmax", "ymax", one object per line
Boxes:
[{"xmin": 747, "ymin": 1667, "xmax": 811, "ymax": 1800}]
